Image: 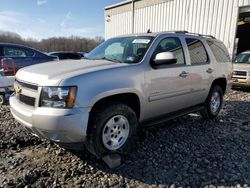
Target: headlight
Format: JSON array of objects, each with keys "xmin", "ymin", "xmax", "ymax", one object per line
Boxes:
[{"xmin": 40, "ymin": 86, "xmax": 77, "ymax": 108}]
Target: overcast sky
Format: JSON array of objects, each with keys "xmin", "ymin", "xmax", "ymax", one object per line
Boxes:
[{"xmin": 0, "ymin": 0, "xmax": 122, "ymax": 40}]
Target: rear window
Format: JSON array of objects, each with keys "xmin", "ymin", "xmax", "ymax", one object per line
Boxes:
[
  {"xmin": 186, "ymin": 38, "xmax": 208, "ymax": 64},
  {"xmin": 207, "ymin": 40, "xmax": 231, "ymax": 62}
]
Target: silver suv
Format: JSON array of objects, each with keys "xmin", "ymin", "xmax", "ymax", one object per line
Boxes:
[
  {"xmin": 10, "ymin": 31, "xmax": 232, "ymax": 158},
  {"xmin": 232, "ymin": 51, "xmax": 250, "ymax": 87}
]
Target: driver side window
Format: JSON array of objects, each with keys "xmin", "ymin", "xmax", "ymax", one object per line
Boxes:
[{"xmin": 153, "ymin": 37, "xmax": 185, "ymax": 65}]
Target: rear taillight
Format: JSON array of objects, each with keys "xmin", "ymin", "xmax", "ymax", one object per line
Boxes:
[
  {"xmin": 1, "ymin": 58, "xmax": 8, "ymax": 72},
  {"xmin": 1, "ymin": 58, "xmax": 16, "ymax": 75}
]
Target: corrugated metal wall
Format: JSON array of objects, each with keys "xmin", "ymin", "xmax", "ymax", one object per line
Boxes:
[
  {"xmin": 105, "ymin": 0, "xmax": 250, "ymax": 55},
  {"xmin": 105, "ymin": 11, "xmax": 132, "ymax": 38}
]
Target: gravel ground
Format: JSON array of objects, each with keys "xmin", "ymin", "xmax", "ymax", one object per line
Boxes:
[{"xmin": 0, "ymin": 89, "xmax": 250, "ymax": 188}]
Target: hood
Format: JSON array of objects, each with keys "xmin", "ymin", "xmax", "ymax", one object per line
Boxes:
[
  {"xmin": 233, "ymin": 63, "xmax": 250, "ymax": 71},
  {"xmin": 16, "ymin": 59, "xmax": 128, "ymax": 86}
]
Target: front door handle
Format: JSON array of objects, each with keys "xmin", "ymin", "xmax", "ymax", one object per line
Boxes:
[
  {"xmin": 179, "ymin": 71, "xmax": 189, "ymax": 78},
  {"xmin": 206, "ymin": 68, "xmax": 214, "ymax": 74}
]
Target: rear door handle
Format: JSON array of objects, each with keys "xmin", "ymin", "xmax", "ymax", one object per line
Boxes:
[
  {"xmin": 179, "ymin": 71, "xmax": 189, "ymax": 78},
  {"xmin": 206, "ymin": 68, "xmax": 214, "ymax": 74}
]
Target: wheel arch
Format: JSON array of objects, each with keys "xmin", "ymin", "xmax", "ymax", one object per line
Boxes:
[
  {"xmin": 210, "ymin": 77, "xmax": 227, "ymax": 95},
  {"xmin": 87, "ymin": 92, "xmax": 141, "ymax": 134}
]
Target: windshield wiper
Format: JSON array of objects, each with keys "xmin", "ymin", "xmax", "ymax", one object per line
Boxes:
[
  {"xmin": 99, "ymin": 57, "xmax": 122, "ymax": 63},
  {"xmin": 87, "ymin": 57, "xmax": 123, "ymax": 63}
]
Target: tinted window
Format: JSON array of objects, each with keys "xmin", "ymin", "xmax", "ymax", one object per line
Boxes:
[
  {"xmin": 3, "ymin": 47, "xmax": 34, "ymax": 57},
  {"xmin": 186, "ymin": 38, "xmax": 208, "ymax": 64},
  {"xmin": 154, "ymin": 37, "xmax": 185, "ymax": 65},
  {"xmin": 207, "ymin": 40, "xmax": 231, "ymax": 62}
]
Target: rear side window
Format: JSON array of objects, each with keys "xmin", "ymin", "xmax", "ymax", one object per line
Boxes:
[
  {"xmin": 207, "ymin": 40, "xmax": 231, "ymax": 62},
  {"xmin": 3, "ymin": 47, "xmax": 34, "ymax": 57},
  {"xmin": 186, "ymin": 38, "xmax": 208, "ymax": 64}
]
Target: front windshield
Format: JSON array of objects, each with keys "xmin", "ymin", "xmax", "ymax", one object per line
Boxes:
[
  {"xmin": 85, "ymin": 36, "xmax": 154, "ymax": 64},
  {"xmin": 234, "ymin": 53, "xmax": 250, "ymax": 64}
]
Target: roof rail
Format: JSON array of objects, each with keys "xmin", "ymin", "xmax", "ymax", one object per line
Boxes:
[
  {"xmin": 174, "ymin": 30, "xmax": 189, "ymax": 34},
  {"xmin": 166, "ymin": 30, "xmax": 189, "ymax": 34},
  {"xmin": 199, "ymin": 34, "xmax": 216, "ymax": 39},
  {"xmin": 165, "ymin": 31, "xmax": 216, "ymax": 39},
  {"xmin": 188, "ymin": 32, "xmax": 216, "ymax": 39}
]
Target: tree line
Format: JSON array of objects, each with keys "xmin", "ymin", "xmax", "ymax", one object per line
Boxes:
[{"xmin": 0, "ymin": 31, "xmax": 104, "ymax": 52}]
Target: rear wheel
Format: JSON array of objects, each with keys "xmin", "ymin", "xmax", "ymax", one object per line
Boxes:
[
  {"xmin": 200, "ymin": 85, "xmax": 223, "ymax": 119},
  {"xmin": 85, "ymin": 103, "xmax": 138, "ymax": 158}
]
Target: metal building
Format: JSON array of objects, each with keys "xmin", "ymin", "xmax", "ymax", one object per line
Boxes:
[{"xmin": 104, "ymin": 0, "xmax": 250, "ymax": 56}]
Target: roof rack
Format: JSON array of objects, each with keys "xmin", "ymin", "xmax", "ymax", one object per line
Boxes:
[{"xmin": 165, "ymin": 30, "xmax": 216, "ymax": 39}]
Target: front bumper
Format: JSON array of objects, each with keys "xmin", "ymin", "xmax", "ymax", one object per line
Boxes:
[
  {"xmin": 232, "ymin": 77, "xmax": 250, "ymax": 87},
  {"xmin": 10, "ymin": 95, "xmax": 90, "ymax": 144}
]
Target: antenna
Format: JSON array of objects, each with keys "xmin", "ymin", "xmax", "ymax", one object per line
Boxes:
[{"xmin": 147, "ymin": 29, "xmax": 152, "ymax": 33}]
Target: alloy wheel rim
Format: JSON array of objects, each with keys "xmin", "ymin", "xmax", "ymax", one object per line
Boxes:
[
  {"xmin": 102, "ymin": 115, "xmax": 130, "ymax": 150},
  {"xmin": 210, "ymin": 91, "xmax": 221, "ymax": 113}
]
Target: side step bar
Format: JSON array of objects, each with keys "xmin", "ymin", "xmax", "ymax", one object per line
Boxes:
[{"xmin": 142, "ymin": 105, "xmax": 204, "ymax": 127}]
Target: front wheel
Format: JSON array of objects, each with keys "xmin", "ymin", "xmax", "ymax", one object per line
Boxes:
[
  {"xmin": 200, "ymin": 85, "xmax": 223, "ymax": 119},
  {"xmin": 85, "ymin": 103, "xmax": 138, "ymax": 158}
]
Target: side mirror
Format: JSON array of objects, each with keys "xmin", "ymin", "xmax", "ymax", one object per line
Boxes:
[{"xmin": 154, "ymin": 52, "xmax": 177, "ymax": 65}]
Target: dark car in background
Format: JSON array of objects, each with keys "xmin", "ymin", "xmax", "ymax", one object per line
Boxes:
[
  {"xmin": 49, "ymin": 51, "xmax": 82, "ymax": 60},
  {"xmin": 0, "ymin": 43, "xmax": 58, "ymax": 76},
  {"xmin": 77, "ymin": 51, "xmax": 87, "ymax": 58}
]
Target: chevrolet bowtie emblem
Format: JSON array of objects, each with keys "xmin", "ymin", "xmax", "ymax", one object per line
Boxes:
[{"xmin": 14, "ymin": 85, "xmax": 22, "ymax": 94}]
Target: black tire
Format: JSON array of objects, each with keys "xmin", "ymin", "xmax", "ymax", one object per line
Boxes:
[
  {"xmin": 200, "ymin": 85, "xmax": 223, "ymax": 119},
  {"xmin": 0, "ymin": 94, "xmax": 5, "ymax": 106},
  {"xmin": 85, "ymin": 103, "xmax": 138, "ymax": 158}
]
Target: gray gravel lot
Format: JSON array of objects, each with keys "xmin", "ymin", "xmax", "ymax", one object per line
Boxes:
[{"xmin": 0, "ymin": 89, "xmax": 250, "ymax": 188}]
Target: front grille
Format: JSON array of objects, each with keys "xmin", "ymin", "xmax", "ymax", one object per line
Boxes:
[
  {"xmin": 233, "ymin": 71, "xmax": 247, "ymax": 76},
  {"xmin": 16, "ymin": 80, "xmax": 38, "ymax": 90},
  {"xmin": 19, "ymin": 94, "xmax": 35, "ymax": 106}
]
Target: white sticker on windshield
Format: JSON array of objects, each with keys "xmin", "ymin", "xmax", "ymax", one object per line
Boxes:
[{"xmin": 132, "ymin": 39, "xmax": 151, "ymax": 44}]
